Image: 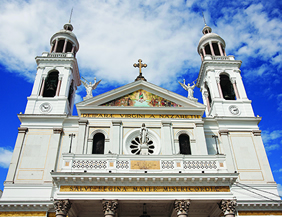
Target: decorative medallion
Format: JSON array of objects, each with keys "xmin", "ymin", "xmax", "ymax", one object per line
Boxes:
[
  {"xmin": 229, "ymin": 105, "xmax": 239, "ymax": 115},
  {"xmin": 40, "ymin": 102, "xmax": 52, "ymax": 113}
]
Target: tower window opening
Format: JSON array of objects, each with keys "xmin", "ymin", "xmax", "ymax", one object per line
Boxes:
[
  {"xmin": 212, "ymin": 43, "xmax": 220, "ymax": 56},
  {"xmin": 68, "ymin": 80, "xmax": 74, "ymax": 106},
  {"xmin": 66, "ymin": 41, "xmax": 73, "ymax": 52},
  {"xmin": 205, "ymin": 83, "xmax": 212, "ymax": 104},
  {"xmin": 56, "ymin": 40, "xmax": 65, "ymax": 52},
  {"xmin": 92, "ymin": 133, "xmax": 105, "ymax": 154},
  {"xmin": 179, "ymin": 134, "xmax": 191, "ymax": 155},
  {"xmin": 205, "ymin": 30, "xmax": 209, "ymax": 34},
  {"xmin": 43, "ymin": 71, "xmax": 59, "ymax": 97},
  {"xmin": 220, "ymin": 74, "xmax": 235, "ymax": 100},
  {"xmin": 204, "ymin": 44, "xmax": 211, "ymax": 55}
]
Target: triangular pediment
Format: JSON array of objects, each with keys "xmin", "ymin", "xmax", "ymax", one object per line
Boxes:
[
  {"xmin": 76, "ymin": 80, "xmax": 205, "ymax": 116},
  {"xmin": 101, "ymin": 89, "xmax": 183, "ymax": 108}
]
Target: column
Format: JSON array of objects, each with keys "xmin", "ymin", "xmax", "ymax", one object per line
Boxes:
[
  {"xmin": 218, "ymin": 42, "xmax": 224, "ymax": 56},
  {"xmin": 54, "ymin": 200, "xmax": 71, "ymax": 217},
  {"xmin": 43, "ymin": 128, "xmax": 63, "ymax": 180},
  {"xmin": 50, "ymin": 43, "xmax": 54, "ymax": 53},
  {"xmin": 202, "ymin": 47, "xmax": 206, "ymax": 56},
  {"xmin": 102, "ymin": 200, "xmax": 118, "ymax": 217},
  {"xmin": 174, "ymin": 200, "xmax": 190, "ymax": 217},
  {"xmin": 204, "ymin": 91, "xmax": 210, "ymax": 111},
  {"xmin": 216, "ymin": 77, "xmax": 224, "ymax": 99},
  {"xmin": 5, "ymin": 127, "xmax": 28, "ymax": 184},
  {"xmin": 56, "ymin": 78, "xmax": 62, "ymax": 96},
  {"xmin": 62, "ymin": 39, "xmax": 68, "ymax": 53},
  {"xmin": 219, "ymin": 130, "xmax": 236, "ymax": 172},
  {"xmin": 71, "ymin": 44, "xmax": 75, "ymax": 53},
  {"xmin": 195, "ymin": 122, "xmax": 208, "ymax": 155},
  {"xmin": 209, "ymin": 42, "xmax": 215, "ymax": 56},
  {"xmin": 200, "ymin": 53, "xmax": 204, "ymax": 61},
  {"xmin": 219, "ymin": 200, "xmax": 237, "ymax": 217},
  {"xmin": 112, "ymin": 120, "xmax": 122, "ymax": 154},
  {"xmin": 39, "ymin": 77, "xmax": 45, "ymax": 96},
  {"xmin": 231, "ymin": 78, "xmax": 240, "ymax": 99},
  {"xmin": 76, "ymin": 119, "xmax": 88, "ymax": 154},
  {"xmin": 162, "ymin": 121, "xmax": 173, "ymax": 154},
  {"xmin": 53, "ymin": 39, "xmax": 59, "ymax": 53}
]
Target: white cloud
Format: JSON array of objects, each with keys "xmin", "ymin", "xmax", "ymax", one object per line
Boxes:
[
  {"xmin": 0, "ymin": 147, "xmax": 13, "ymax": 168},
  {"xmin": 278, "ymin": 94, "xmax": 282, "ymax": 112},
  {"xmin": 0, "ymin": 1, "xmax": 281, "ymax": 94},
  {"xmin": 262, "ymin": 130, "xmax": 282, "ymax": 153}
]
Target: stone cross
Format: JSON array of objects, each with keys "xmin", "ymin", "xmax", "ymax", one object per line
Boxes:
[{"xmin": 133, "ymin": 59, "xmax": 147, "ymax": 81}]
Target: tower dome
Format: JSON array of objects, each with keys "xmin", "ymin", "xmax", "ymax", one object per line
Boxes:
[
  {"xmin": 50, "ymin": 23, "xmax": 79, "ymax": 55},
  {"xmin": 197, "ymin": 25, "xmax": 226, "ymax": 61}
]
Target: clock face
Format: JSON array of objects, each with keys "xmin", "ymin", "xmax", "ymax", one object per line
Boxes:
[
  {"xmin": 40, "ymin": 103, "xmax": 52, "ymax": 113},
  {"xmin": 229, "ymin": 105, "xmax": 240, "ymax": 115}
]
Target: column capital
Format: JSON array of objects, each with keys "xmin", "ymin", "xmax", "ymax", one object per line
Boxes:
[
  {"xmin": 219, "ymin": 200, "xmax": 237, "ymax": 216},
  {"xmin": 219, "ymin": 130, "xmax": 229, "ymax": 136},
  {"xmin": 53, "ymin": 128, "xmax": 63, "ymax": 134},
  {"xmin": 195, "ymin": 122, "xmax": 204, "ymax": 127},
  {"xmin": 102, "ymin": 200, "xmax": 118, "ymax": 216},
  {"xmin": 18, "ymin": 127, "xmax": 28, "ymax": 133},
  {"xmin": 112, "ymin": 120, "xmax": 122, "ymax": 126},
  {"xmin": 78, "ymin": 118, "xmax": 88, "ymax": 125},
  {"xmin": 174, "ymin": 200, "xmax": 190, "ymax": 217},
  {"xmin": 162, "ymin": 120, "xmax": 171, "ymax": 127},
  {"xmin": 53, "ymin": 200, "xmax": 71, "ymax": 217},
  {"xmin": 252, "ymin": 130, "xmax": 262, "ymax": 136}
]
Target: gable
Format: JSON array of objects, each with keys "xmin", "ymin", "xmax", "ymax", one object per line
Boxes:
[{"xmin": 101, "ymin": 89, "xmax": 182, "ymax": 107}]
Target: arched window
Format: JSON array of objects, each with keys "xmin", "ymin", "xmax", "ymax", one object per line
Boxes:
[
  {"xmin": 92, "ymin": 133, "xmax": 105, "ymax": 154},
  {"xmin": 205, "ymin": 82, "xmax": 212, "ymax": 104},
  {"xmin": 212, "ymin": 43, "xmax": 220, "ymax": 56},
  {"xmin": 220, "ymin": 74, "xmax": 235, "ymax": 100},
  {"xmin": 68, "ymin": 80, "xmax": 74, "ymax": 106},
  {"xmin": 204, "ymin": 44, "xmax": 211, "ymax": 55},
  {"xmin": 43, "ymin": 71, "xmax": 59, "ymax": 97},
  {"xmin": 179, "ymin": 134, "xmax": 191, "ymax": 155},
  {"xmin": 56, "ymin": 40, "xmax": 65, "ymax": 52},
  {"xmin": 66, "ymin": 41, "xmax": 73, "ymax": 52}
]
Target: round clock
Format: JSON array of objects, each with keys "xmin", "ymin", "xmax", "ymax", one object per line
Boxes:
[
  {"xmin": 229, "ymin": 105, "xmax": 240, "ymax": 115},
  {"xmin": 40, "ymin": 103, "xmax": 52, "ymax": 113}
]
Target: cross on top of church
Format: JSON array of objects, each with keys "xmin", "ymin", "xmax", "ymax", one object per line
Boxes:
[{"xmin": 133, "ymin": 59, "xmax": 147, "ymax": 81}]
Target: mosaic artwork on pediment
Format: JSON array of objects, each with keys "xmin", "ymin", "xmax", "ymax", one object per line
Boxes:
[{"xmin": 101, "ymin": 89, "xmax": 182, "ymax": 107}]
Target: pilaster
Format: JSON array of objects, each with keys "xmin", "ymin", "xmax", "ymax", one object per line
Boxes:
[
  {"xmin": 252, "ymin": 130, "xmax": 275, "ymax": 182},
  {"xmin": 195, "ymin": 122, "xmax": 208, "ymax": 155},
  {"xmin": 162, "ymin": 121, "xmax": 173, "ymax": 154},
  {"xmin": 112, "ymin": 120, "xmax": 122, "ymax": 154},
  {"xmin": 76, "ymin": 119, "xmax": 88, "ymax": 154},
  {"xmin": 219, "ymin": 130, "xmax": 236, "ymax": 172},
  {"xmin": 5, "ymin": 127, "xmax": 28, "ymax": 184}
]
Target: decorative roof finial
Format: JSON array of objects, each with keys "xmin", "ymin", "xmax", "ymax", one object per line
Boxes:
[
  {"xmin": 202, "ymin": 12, "xmax": 207, "ymax": 26},
  {"xmin": 69, "ymin": 8, "xmax": 73, "ymax": 23}
]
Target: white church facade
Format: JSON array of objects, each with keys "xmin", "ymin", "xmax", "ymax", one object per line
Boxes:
[{"xmin": 0, "ymin": 22, "xmax": 281, "ymax": 217}]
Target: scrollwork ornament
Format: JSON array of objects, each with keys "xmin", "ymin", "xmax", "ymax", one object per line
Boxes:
[
  {"xmin": 174, "ymin": 200, "xmax": 190, "ymax": 216},
  {"xmin": 102, "ymin": 200, "xmax": 118, "ymax": 215},
  {"xmin": 53, "ymin": 200, "xmax": 71, "ymax": 216},
  {"xmin": 219, "ymin": 200, "xmax": 237, "ymax": 215}
]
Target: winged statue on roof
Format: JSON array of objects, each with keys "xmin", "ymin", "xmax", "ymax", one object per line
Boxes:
[{"xmin": 81, "ymin": 77, "xmax": 102, "ymax": 100}]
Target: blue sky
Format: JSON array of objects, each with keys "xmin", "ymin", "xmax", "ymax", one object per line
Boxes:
[{"xmin": 0, "ymin": 0, "xmax": 281, "ymax": 195}]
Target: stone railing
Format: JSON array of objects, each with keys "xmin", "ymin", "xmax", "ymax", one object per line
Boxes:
[
  {"xmin": 41, "ymin": 52, "xmax": 74, "ymax": 58},
  {"xmin": 61, "ymin": 153, "xmax": 227, "ymax": 173},
  {"xmin": 204, "ymin": 55, "xmax": 235, "ymax": 61}
]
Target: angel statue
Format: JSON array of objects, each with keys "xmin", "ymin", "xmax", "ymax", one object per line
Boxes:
[
  {"xmin": 179, "ymin": 79, "xmax": 197, "ymax": 100},
  {"xmin": 81, "ymin": 77, "xmax": 102, "ymax": 100}
]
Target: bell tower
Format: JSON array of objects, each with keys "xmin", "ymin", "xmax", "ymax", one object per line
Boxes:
[
  {"xmin": 25, "ymin": 23, "xmax": 81, "ymax": 115},
  {"xmin": 196, "ymin": 25, "xmax": 254, "ymax": 117}
]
